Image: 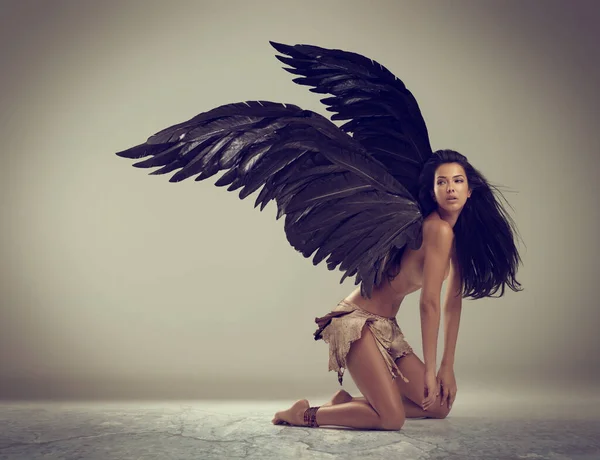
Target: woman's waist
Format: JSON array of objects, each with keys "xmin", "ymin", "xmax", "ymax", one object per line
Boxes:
[{"xmin": 337, "ymin": 297, "xmax": 401, "ymax": 320}]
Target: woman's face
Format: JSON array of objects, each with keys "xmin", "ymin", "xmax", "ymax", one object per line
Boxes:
[{"xmin": 432, "ymin": 162, "xmax": 472, "ymax": 213}]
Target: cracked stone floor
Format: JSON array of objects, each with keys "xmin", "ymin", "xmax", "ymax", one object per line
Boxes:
[{"xmin": 0, "ymin": 392, "xmax": 599, "ymax": 460}]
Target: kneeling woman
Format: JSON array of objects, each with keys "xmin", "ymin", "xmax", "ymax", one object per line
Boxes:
[{"xmin": 273, "ymin": 150, "xmax": 523, "ymax": 430}]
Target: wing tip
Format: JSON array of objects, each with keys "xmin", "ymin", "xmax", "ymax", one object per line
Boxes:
[
  {"xmin": 115, "ymin": 144, "xmax": 149, "ymax": 160},
  {"xmin": 269, "ymin": 40, "xmax": 291, "ymax": 54}
]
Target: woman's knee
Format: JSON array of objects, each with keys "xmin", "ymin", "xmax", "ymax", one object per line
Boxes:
[
  {"xmin": 378, "ymin": 405, "xmax": 406, "ymax": 430},
  {"xmin": 430, "ymin": 402, "xmax": 451, "ymax": 419},
  {"xmin": 379, "ymin": 411, "xmax": 405, "ymax": 430}
]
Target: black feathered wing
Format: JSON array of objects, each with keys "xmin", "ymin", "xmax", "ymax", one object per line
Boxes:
[
  {"xmin": 270, "ymin": 41, "xmax": 433, "ymax": 203},
  {"xmin": 116, "ymin": 101, "xmax": 422, "ymax": 297}
]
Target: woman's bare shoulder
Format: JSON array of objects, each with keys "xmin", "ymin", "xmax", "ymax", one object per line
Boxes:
[{"xmin": 422, "ymin": 213, "xmax": 453, "ymax": 238}]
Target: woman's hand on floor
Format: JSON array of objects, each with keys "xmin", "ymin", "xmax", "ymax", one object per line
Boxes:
[{"xmin": 437, "ymin": 365, "xmax": 457, "ymax": 410}]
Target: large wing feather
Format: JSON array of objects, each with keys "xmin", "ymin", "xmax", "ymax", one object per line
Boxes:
[
  {"xmin": 116, "ymin": 101, "xmax": 422, "ymax": 297},
  {"xmin": 270, "ymin": 41, "xmax": 433, "ymax": 202}
]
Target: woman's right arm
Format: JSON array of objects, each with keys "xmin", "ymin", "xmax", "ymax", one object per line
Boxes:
[{"xmin": 419, "ymin": 219, "xmax": 454, "ymax": 407}]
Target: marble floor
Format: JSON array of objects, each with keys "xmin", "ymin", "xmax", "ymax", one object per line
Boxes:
[{"xmin": 1, "ymin": 390, "xmax": 599, "ymax": 460}]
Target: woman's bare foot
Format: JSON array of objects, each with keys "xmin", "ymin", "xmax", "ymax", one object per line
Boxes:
[
  {"xmin": 272, "ymin": 399, "xmax": 310, "ymax": 426},
  {"xmin": 272, "ymin": 391, "xmax": 354, "ymax": 426},
  {"xmin": 322, "ymin": 389, "xmax": 353, "ymax": 407}
]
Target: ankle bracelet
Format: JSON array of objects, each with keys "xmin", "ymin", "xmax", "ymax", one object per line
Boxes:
[{"xmin": 303, "ymin": 406, "xmax": 320, "ymax": 427}]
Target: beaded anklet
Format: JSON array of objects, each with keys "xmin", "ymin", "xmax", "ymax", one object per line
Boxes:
[{"xmin": 303, "ymin": 406, "xmax": 320, "ymax": 427}]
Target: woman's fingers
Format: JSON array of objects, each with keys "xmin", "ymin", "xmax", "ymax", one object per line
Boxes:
[
  {"xmin": 443, "ymin": 390, "xmax": 451, "ymax": 408},
  {"xmin": 438, "ymin": 387, "xmax": 456, "ymax": 409},
  {"xmin": 423, "ymin": 376, "xmax": 443, "ymax": 410},
  {"xmin": 422, "ymin": 390, "xmax": 437, "ymax": 410},
  {"xmin": 448, "ymin": 389, "xmax": 457, "ymax": 409},
  {"xmin": 421, "ymin": 392, "xmax": 429, "ymax": 409},
  {"xmin": 425, "ymin": 395, "xmax": 437, "ymax": 410}
]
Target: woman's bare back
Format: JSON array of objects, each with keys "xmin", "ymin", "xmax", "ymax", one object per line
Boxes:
[{"xmin": 345, "ymin": 212, "xmax": 452, "ymax": 318}]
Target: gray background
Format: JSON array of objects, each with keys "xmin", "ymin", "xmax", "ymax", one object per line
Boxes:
[{"xmin": 1, "ymin": 0, "xmax": 598, "ymax": 400}]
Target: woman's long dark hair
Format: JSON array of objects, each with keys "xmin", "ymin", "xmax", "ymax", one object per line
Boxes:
[{"xmin": 414, "ymin": 149, "xmax": 523, "ymax": 300}]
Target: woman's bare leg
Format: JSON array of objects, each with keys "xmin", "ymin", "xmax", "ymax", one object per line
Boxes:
[
  {"xmin": 324, "ymin": 389, "xmax": 432, "ymax": 418},
  {"xmin": 394, "ymin": 353, "xmax": 451, "ymax": 419},
  {"xmin": 323, "ymin": 353, "xmax": 453, "ymax": 419},
  {"xmin": 272, "ymin": 326, "xmax": 406, "ymax": 430}
]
